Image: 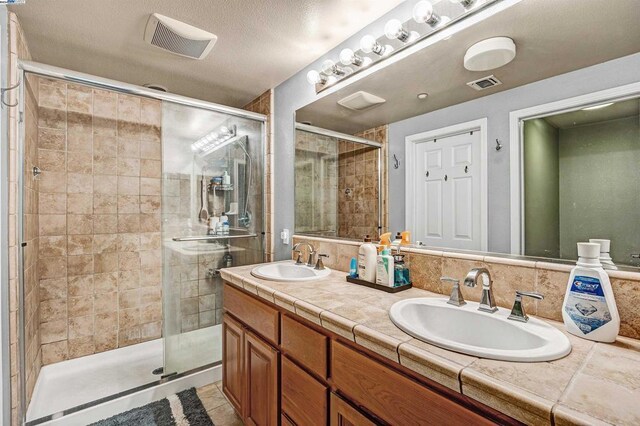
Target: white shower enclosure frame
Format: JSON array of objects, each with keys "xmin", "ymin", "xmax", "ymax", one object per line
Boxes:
[{"xmin": 14, "ymin": 60, "xmax": 267, "ymax": 425}]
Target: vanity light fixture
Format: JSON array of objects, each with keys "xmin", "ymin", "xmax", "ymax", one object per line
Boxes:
[
  {"xmin": 340, "ymin": 48, "xmax": 373, "ymax": 67},
  {"xmin": 191, "ymin": 125, "xmax": 237, "ymax": 154},
  {"xmin": 582, "ymin": 102, "xmax": 614, "ymax": 111},
  {"xmin": 360, "ymin": 34, "xmax": 387, "ymax": 56},
  {"xmin": 321, "ymin": 59, "xmax": 347, "ymax": 77},
  {"xmin": 306, "ymin": 70, "xmax": 327, "ymax": 85},
  {"xmin": 306, "ymin": 0, "xmax": 503, "ymax": 91},
  {"xmin": 385, "ymin": 19, "xmax": 420, "ymax": 43},
  {"xmin": 412, "ymin": 1, "xmax": 441, "ymax": 27},
  {"xmin": 450, "ymin": 0, "xmax": 477, "ymax": 9}
]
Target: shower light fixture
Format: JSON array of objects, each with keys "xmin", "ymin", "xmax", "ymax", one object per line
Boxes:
[
  {"xmin": 191, "ymin": 125, "xmax": 237, "ymax": 154},
  {"xmin": 385, "ymin": 19, "xmax": 419, "ymax": 43},
  {"xmin": 412, "ymin": 1, "xmax": 441, "ymax": 26}
]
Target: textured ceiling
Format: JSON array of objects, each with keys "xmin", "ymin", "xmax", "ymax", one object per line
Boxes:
[
  {"xmin": 296, "ymin": 0, "xmax": 640, "ymax": 134},
  {"xmin": 544, "ymin": 98, "xmax": 640, "ymax": 129},
  {"xmin": 10, "ymin": 0, "xmax": 404, "ymax": 107}
]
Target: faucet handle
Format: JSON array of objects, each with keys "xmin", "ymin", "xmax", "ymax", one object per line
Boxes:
[
  {"xmin": 315, "ymin": 254, "xmax": 329, "ymax": 270},
  {"xmin": 293, "ymin": 250, "xmax": 304, "ymax": 265},
  {"xmin": 441, "ymin": 277, "xmax": 466, "ymax": 307},
  {"xmin": 508, "ymin": 290, "xmax": 544, "ymax": 322}
]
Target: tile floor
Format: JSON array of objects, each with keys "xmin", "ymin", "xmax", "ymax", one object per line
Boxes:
[{"xmin": 197, "ymin": 381, "xmax": 243, "ymax": 425}]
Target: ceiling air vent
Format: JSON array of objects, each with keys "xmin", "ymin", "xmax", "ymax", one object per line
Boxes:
[
  {"xmin": 144, "ymin": 13, "xmax": 217, "ymax": 60},
  {"xmin": 467, "ymin": 75, "xmax": 502, "ymax": 91},
  {"xmin": 337, "ymin": 91, "xmax": 386, "ymax": 111}
]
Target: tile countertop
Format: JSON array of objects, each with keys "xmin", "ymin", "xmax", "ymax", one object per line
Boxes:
[{"xmin": 220, "ymin": 262, "xmax": 640, "ymax": 426}]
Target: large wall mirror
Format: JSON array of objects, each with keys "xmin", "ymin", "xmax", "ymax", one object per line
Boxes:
[{"xmin": 294, "ymin": 0, "xmax": 640, "ymax": 269}]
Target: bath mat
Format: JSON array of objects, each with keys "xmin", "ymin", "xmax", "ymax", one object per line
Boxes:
[{"xmin": 90, "ymin": 387, "xmax": 214, "ymax": 426}]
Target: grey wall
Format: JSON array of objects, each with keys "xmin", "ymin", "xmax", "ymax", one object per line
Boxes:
[
  {"xmin": 523, "ymin": 119, "xmax": 559, "ymax": 258},
  {"xmin": 387, "ymin": 52, "xmax": 640, "ymax": 252},
  {"xmin": 273, "ymin": 2, "xmax": 414, "ymax": 260},
  {"xmin": 559, "ymin": 116, "xmax": 640, "ymax": 263}
]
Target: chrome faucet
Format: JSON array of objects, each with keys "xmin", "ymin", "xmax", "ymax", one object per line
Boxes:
[
  {"xmin": 508, "ymin": 290, "xmax": 544, "ymax": 322},
  {"xmin": 314, "ymin": 254, "xmax": 329, "ymax": 270},
  {"xmin": 292, "ymin": 242, "xmax": 316, "ymax": 267},
  {"xmin": 464, "ymin": 268, "xmax": 498, "ymax": 313},
  {"xmin": 441, "ymin": 277, "xmax": 466, "ymax": 306}
]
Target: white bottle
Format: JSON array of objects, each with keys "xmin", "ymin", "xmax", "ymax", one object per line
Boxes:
[
  {"xmin": 222, "ymin": 171, "xmax": 231, "ymax": 186},
  {"xmin": 357, "ymin": 235, "xmax": 377, "ymax": 283},
  {"xmin": 562, "ymin": 242, "xmax": 620, "ymax": 343},
  {"xmin": 589, "ymin": 238, "xmax": 616, "ymax": 269},
  {"xmin": 375, "ymin": 248, "xmax": 394, "ymax": 287}
]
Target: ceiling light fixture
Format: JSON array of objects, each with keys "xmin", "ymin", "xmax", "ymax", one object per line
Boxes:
[
  {"xmin": 412, "ymin": 1, "xmax": 441, "ymax": 27},
  {"xmin": 581, "ymin": 103, "xmax": 614, "ymax": 111},
  {"xmin": 191, "ymin": 125, "xmax": 237, "ymax": 154},
  {"xmin": 417, "ymin": 93, "xmax": 428, "ymax": 99},
  {"xmin": 464, "ymin": 36, "xmax": 516, "ymax": 71}
]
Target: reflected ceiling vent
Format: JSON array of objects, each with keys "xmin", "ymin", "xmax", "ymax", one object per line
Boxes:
[
  {"xmin": 466, "ymin": 75, "xmax": 502, "ymax": 91},
  {"xmin": 144, "ymin": 13, "xmax": 217, "ymax": 60},
  {"xmin": 337, "ymin": 91, "xmax": 386, "ymax": 111}
]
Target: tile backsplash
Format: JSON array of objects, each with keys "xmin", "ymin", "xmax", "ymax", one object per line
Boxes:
[{"xmin": 292, "ymin": 235, "xmax": 640, "ymax": 339}]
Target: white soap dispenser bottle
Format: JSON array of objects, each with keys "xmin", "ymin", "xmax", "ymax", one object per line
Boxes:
[
  {"xmin": 357, "ymin": 235, "xmax": 377, "ymax": 283},
  {"xmin": 562, "ymin": 242, "xmax": 620, "ymax": 342}
]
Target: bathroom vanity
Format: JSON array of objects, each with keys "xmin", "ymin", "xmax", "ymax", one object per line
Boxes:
[
  {"xmin": 220, "ymin": 263, "xmax": 640, "ymax": 426},
  {"xmin": 221, "ymin": 282, "xmax": 512, "ymax": 425}
]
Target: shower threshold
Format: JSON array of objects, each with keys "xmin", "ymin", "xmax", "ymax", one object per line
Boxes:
[{"xmin": 26, "ymin": 325, "xmax": 222, "ymax": 425}]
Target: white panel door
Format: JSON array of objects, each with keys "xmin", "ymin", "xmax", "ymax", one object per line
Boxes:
[{"xmin": 414, "ymin": 131, "xmax": 481, "ymax": 250}]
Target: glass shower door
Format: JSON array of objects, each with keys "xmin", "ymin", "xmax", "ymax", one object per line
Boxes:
[{"xmin": 161, "ymin": 102, "xmax": 264, "ymax": 376}]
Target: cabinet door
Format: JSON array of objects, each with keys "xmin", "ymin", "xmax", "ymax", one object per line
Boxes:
[
  {"xmin": 245, "ymin": 330, "xmax": 279, "ymax": 426},
  {"xmin": 330, "ymin": 393, "xmax": 377, "ymax": 426},
  {"xmin": 222, "ymin": 314, "xmax": 245, "ymax": 416}
]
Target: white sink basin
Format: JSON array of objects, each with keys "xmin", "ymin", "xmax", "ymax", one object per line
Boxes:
[
  {"xmin": 389, "ymin": 298, "xmax": 571, "ymax": 362},
  {"xmin": 251, "ymin": 262, "xmax": 331, "ymax": 282}
]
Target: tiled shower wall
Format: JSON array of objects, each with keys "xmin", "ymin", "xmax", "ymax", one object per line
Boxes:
[
  {"xmin": 35, "ymin": 76, "xmax": 163, "ymax": 364},
  {"xmin": 243, "ymin": 89, "xmax": 274, "ymax": 261},
  {"xmin": 8, "ymin": 13, "xmax": 33, "ymax": 423},
  {"xmin": 295, "ymin": 131, "xmax": 338, "ymax": 235},
  {"xmin": 337, "ymin": 125, "xmax": 388, "ymax": 240},
  {"xmin": 23, "ymin": 75, "xmax": 41, "ymax": 407}
]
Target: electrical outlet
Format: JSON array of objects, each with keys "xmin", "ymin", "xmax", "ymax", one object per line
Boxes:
[{"xmin": 280, "ymin": 229, "xmax": 290, "ymax": 245}]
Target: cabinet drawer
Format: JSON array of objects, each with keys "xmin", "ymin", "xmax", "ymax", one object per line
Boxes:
[
  {"xmin": 281, "ymin": 315, "xmax": 328, "ymax": 379},
  {"xmin": 331, "ymin": 342, "xmax": 494, "ymax": 426},
  {"xmin": 224, "ymin": 283, "xmax": 279, "ymax": 345},
  {"xmin": 330, "ymin": 393, "xmax": 377, "ymax": 426},
  {"xmin": 282, "ymin": 356, "xmax": 328, "ymax": 426}
]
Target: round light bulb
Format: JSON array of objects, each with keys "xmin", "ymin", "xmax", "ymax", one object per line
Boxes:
[
  {"xmin": 408, "ymin": 31, "xmax": 420, "ymax": 43},
  {"xmin": 321, "ymin": 59, "xmax": 336, "ymax": 74},
  {"xmin": 413, "ymin": 1, "xmax": 434, "ymax": 23},
  {"xmin": 340, "ymin": 49, "xmax": 355, "ymax": 65},
  {"xmin": 383, "ymin": 45, "xmax": 394, "ymax": 56},
  {"xmin": 307, "ymin": 70, "xmax": 321, "ymax": 85},
  {"xmin": 384, "ymin": 19, "xmax": 404, "ymax": 39},
  {"xmin": 360, "ymin": 35, "xmax": 377, "ymax": 53},
  {"xmin": 362, "ymin": 57, "xmax": 373, "ymax": 67}
]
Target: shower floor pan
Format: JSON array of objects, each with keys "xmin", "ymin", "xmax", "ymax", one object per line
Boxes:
[{"xmin": 26, "ymin": 325, "xmax": 221, "ymax": 425}]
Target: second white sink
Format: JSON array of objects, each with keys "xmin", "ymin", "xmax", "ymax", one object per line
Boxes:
[
  {"xmin": 389, "ymin": 298, "xmax": 571, "ymax": 362},
  {"xmin": 251, "ymin": 261, "xmax": 331, "ymax": 282}
]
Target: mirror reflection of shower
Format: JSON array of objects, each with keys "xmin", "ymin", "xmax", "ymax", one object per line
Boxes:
[{"xmin": 192, "ymin": 123, "xmax": 253, "ymax": 235}]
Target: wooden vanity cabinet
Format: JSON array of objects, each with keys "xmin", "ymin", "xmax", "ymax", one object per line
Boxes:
[{"xmin": 222, "ymin": 282, "xmax": 517, "ymax": 426}]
